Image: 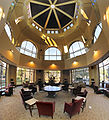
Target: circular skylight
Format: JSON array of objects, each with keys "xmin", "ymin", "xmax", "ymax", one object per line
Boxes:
[{"xmin": 30, "ymin": 0, "xmax": 76, "ymax": 30}]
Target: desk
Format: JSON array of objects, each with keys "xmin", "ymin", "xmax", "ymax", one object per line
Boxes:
[
  {"xmin": 25, "ymin": 98, "xmax": 38, "ymax": 116},
  {"xmin": 44, "ymin": 86, "xmax": 61, "ymax": 97},
  {"xmin": 75, "ymin": 96, "xmax": 87, "ymax": 112}
]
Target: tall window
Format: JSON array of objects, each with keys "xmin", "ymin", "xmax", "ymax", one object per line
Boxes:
[
  {"xmin": 45, "ymin": 47, "xmax": 61, "ymax": 60},
  {"xmin": 0, "ymin": 60, "xmax": 7, "ymax": 89},
  {"xmin": 44, "ymin": 70, "xmax": 61, "ymax": 83},
  {"xmin": 16, "ymin": 67, "xmax": 34, "ymax": 85},
  {"xmin": 92, "ymin": 22, "xmax": 102, "ymax": 44},
  {"xmin": 20, "ymin": 41, "xmax": 37, "ymax": 58},
  {"xmin": 69, "ymin": 41, "xmax": 87, "ymax": 58},
  {"xmin": 71, "ymin": 68, "xmax": 89, "ymax": 85},
  {"xmin": 99, "ymin": 57, "xmax": 109, "ymax": 87},
  {"xmin": 4, "ymin": 23, "xmax": 12, "ymax": 41}
]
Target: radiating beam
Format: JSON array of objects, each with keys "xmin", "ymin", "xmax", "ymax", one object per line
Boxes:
[
  {"xmin": 55, "ymin": 0, "xmax": 77, "ymax": 7},
  {"xmin": 48, "ymin": 0, "xmax": 52, "ymax": 5},
  {"xmin": 53, "ymin": 9, "xmax": 61, "ymax": 28},
  {"xmin": 32, "ymin": 7, "xmax": 50, "ymax": 19},
  {"xmin": 30, "ymin": 0, "xmax": 50, "ymax": 7},
  {"xmin": 53, "ymin": 0, "xmax": 58, "ymax": 4},
  {"xmin": 55, "ymin": 7, "xmax": 73, "ymax": 20},
  {"xmin": 44, "ymin": 9, "xmax": 52, "ymax": 28}
]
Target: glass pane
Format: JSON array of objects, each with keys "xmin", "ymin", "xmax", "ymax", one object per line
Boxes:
[
  {"xmin": 73, "ymin": 42, "xmax": 80, "ymax": 52},
  {"xmin": 70, "ymin": 53, "xmax": 74, "ymax": 58},
  {"xmin": 95, "ymin": 25, "xmax": 102, "ymax": 39},
  {"xmin": 69, "ymin": 46, "xmax": 73, "ymax": 53},
  {"xmin": 50, "ymin": 56, "xmax": 56, "ymax": 60},
  {"xmin": 74, "ymin": 51, "xmax": 81, "ymax": 57},
  {"xmin": 25, "ymin": 51, "xmax": 31, "ymax": 56},
  {"xmin": 81, "ymin": 49, "xmax": 86, "ymax": 54},
  {"xmin": 26, "ymin": 41, "xmax": 33, "ymax": 51},
  {"xmin": 20, "ymin": 49, "xmax": 24, "ymax": 54},
  {"xmin": 32, "ymin": 54, "xmax": 35, "ymax": 58},
  {"xmin": 103, "ymin": 57, "xmax": 109, "ymax": 66},
  {"xmin": 50, "ymin": 48, "xmax": 56, "ymax": 55},
  {"xmin": 45, "ymin": 56, "xmax": 49, "ymax": 60},
  {"xmin": 45, "ymin": 49, "xmax": 49, "ymax": 55},
  {"xmin": 4, "ymin": 24, "xmax": 12, "ymax": 41},
  {"xmin": 33, "ymin": 46, "xmax": 36, "ymax": 53},
  {"xmin": 56, "ymin": 49, "xmax": 61, "ymax": 55},
  {"xmin": 57, "ymin": 56, "xmax": 61, "ymax": 60},
  {"xmin": 79, "ymin": 42, "xmax": 84, "ymax": 49},
  {"xmin": 21, "ymin": 41, "xmax": 27, "ymax": 48}
]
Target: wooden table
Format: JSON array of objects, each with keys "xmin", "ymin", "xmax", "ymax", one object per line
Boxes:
[{"xmin": 25, "ymin": 98, "xmax": 38, "ymax": 116}]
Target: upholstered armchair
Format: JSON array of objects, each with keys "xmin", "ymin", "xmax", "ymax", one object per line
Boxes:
[
  {"xmin": 36, "ymin": 101, "xmax": 55, "ymax": 118},
  {"xmin": 64, "ymin": 98, "xmax": 83, "ymax": 118},
  {"xmin": 77, "ymin": 89, "xmax": 88, "ymax": 97},
  {"xmin": 93, "ymin": 86, "xmax": 104, "ymax": 94}
]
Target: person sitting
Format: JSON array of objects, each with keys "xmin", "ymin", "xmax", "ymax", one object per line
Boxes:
[
  {"xmin": 28, "ymin": 84, "xmax": 37, "ymax": 95},
  {"xmin": 37, "ymin": 79, "xmax": 44, "ymax": 91},
  {"xmin": 62, "ymin": 79, "xmax": 69, "ymax": 91}
]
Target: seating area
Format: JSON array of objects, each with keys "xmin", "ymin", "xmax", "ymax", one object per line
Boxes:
[
  {"xmin": 0, "ymin": 0, "xmax": 109, "ymax": 120},
  {"xmin": 0, "ymin": 86, "xmax": 109, "ymax": 120}
]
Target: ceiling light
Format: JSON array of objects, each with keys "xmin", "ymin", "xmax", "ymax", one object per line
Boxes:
[
  {"xmin": 35, "ymin": 25, "xmax": 38, "ymax": 29},
  {"xmin": 51, "ymin": 31, "xmax": 54, "ymax": 34},
  {"xmin": 67, "ymin": 26, "xmax": 70, "ymax": 29},
  {"xmin": 64, "ymin": 28, "xmax": 66, "ymax": 32},
  {"xmin": 70, "ymin": 23, "xmax": 73, "ymax": 27},
  {"xmin": 55, "ymin": 31, "xmax": 58, "ymax": 34},
  {"xmin": 32, "ymin": 23, "xmax": 35, "ymax": 27},
  {"xmin": 47, "ymin": 30, "xmax": 50, "ymax": 34},
  {"xmin": 39, "ymin": 28, "xmax": 42, "ymax": 31},
  {"xmin": 51, "ymin": 5, "xmax": 55, "ymax": 9}
]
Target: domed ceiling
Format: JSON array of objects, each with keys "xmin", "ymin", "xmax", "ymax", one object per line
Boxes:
[{"xmin": 30, "ymin": 0, "xmax": 76, "ymax": 29}]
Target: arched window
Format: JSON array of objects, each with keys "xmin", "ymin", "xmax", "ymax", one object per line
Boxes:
[
  {"xmin": 4, "ymin": 23, "xmax": 12, "ymax": 41},
  {"xmin": 45, "ymin": 47, "xmax": 61, "ymax": 60},
  {"xmin": 20, "ymin": 41, "xmax": 37, "ymax": 58},
  {"xmin": 93, "ymin": 22, "xmax": 102, "ymax": 44},
  {"xmin": 69, "ymin": 41, "xmax": 87, "ymax": 58}
]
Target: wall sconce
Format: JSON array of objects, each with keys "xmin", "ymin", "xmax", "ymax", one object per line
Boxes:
[
  {"xmin": 104, "ymin": 7, "xmax": 109, "ymax": 25},
  {"xmin": 0, "ymin": 7, "xmax": 5, "ymax": 21},
  {"xmin": 73, "ymin": 61, "xmax": 78, "ymax": 65},
  {"xmin": 10, "ymin": 49, "xmax": 13, "ymax": 53},
  {"xmin": 93, "ymin": 50, "xmax": 98, "ymax": 57}
]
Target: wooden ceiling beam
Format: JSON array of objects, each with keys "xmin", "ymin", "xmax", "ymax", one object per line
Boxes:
[
  {"xmin": 30, "ymin": 0, "xmax": 50, "ymax": 7},
  {"xmin": 44, "ymin": 9, "xmax": 52, "ymax": 28},
  {"xmin": 48, "ymin": 0, "xmax": 52, "ymax": 5},
  {"xmin": 53, "ymin": 0, "xmax": 58, "ymax": 5},
  {"xmin": 55, "ymin": 0, "xmax": 77, "ymax": 7},
  {"xmin": 55, "ymin": 7, "xmax": 74, "ymax": 20},
  {"xmin": 53, "ymin": 9, "xmax": 61, "ymax": 28},
  {"xmin": 32, "ymin": 7, "xmax": 50, "ymax": 19}
]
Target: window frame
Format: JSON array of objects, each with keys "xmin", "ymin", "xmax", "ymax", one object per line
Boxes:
[
  {"xmin": 20, "ymin": 41, "xmax": 37, "ymax": 58},
  {"xmin": 44, "ymin": 47, "xmax": 61, "ymax": 60}
]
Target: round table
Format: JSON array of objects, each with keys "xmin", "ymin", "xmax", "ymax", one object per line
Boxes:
[{"xmin": 43, "ymin": 86, "xmax": 61, "ymax": 97}]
